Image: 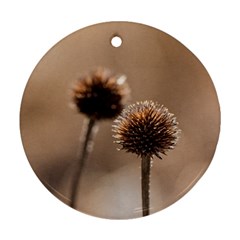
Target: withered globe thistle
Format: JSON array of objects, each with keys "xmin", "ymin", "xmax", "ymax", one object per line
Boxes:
[
  {"xmin": 113, "ymin": 100, "xmax": 181, "ymax": 159},
  {"xmin": 72, "ymin": 67, "xmax": 130, "ymax": 120},
  {"xmin": 70, "ymin": 67, "xmax": 130, "ymax": 209},
  {"xmin": 113, "ymin": 100, "xmax": 180, "ymax": 217}
]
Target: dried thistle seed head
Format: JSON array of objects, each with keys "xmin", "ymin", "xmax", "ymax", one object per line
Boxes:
[
  {"xmin": 72, "ymin": 67, "xmax": 130, "ymax": 120},
  {"xmin": 112, "ymin": 100, "xmax": 181, "ymax": 159}
]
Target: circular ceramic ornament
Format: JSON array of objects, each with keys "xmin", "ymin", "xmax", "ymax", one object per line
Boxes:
[{"xmin": 20, "ymin": 22, "xmax": 220, "ymax": 219}]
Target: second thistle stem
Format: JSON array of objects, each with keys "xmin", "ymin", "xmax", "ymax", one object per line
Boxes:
[
  {"xmin": 141, "ymin": 155, "xmax": 152, "ymax": 217},
  {"xmin": 70, "ymin": 117, "xmax": 96, "ymax": 209}
]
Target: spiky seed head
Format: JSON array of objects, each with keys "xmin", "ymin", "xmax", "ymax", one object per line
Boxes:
[
  {"xmin": 112, "ymin": 100, "xmax": 181, "ymax": 159},
  {"xmin": 72, "ymin": 67, "xmax": 130, "ymax": 120}
]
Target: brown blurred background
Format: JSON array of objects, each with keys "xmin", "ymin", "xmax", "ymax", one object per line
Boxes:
[{"xmin": 20, "ymin": 22, "xmax": 220, "ymax": 219}]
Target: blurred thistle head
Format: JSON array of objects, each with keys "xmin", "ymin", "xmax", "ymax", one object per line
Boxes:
[
  {"xmin": 112, "ymin": 100, "xmax": 181, "ymax": 159},
  {"xmin": 72, "ymin": 67, "xmax": 130, "ymax": 120}
]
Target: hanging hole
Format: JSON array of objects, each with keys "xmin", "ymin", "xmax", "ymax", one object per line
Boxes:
[{"xmin": 111, "ymin": 35, "xmax": 122, "ymax": 48}]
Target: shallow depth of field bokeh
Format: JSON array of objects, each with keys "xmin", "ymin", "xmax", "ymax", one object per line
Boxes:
[{"xmin": 20, "ymin": 22, "xmax": 220, "ymax": 219}]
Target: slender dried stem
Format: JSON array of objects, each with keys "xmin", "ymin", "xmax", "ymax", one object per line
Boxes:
[
  {"xmin": 70, "ymin": 117, "xmax": 97, "ymax": 209},
  {"xmin": 141, "ymin": 155, "xmax": 152, "ymax": 217}
]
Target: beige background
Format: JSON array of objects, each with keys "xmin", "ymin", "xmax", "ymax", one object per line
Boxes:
[{"xmin": 20, "ymin": 22, "xmax": 220, "ymax": 219}]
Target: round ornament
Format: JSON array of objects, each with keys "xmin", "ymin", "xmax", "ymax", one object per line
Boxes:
[{"xmin": 20, "ymin": 22, "xmax": 220, "ymax": 219}]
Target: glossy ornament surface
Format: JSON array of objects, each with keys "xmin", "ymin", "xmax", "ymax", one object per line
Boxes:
[{"xmin": 20, "ymin": 22, "xmax": 220, "ymax": 219}]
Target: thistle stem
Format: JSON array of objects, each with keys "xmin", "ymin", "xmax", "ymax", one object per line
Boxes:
[
  {"xmin": 141, "ymin": 155, "xmax": 152, "ymax": 217},
  {"xmin": 70, "ymin": 117, "xmax": 97, "ymax": 209}
]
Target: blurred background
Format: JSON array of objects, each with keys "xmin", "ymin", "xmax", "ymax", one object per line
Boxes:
[{"xmin": 20, "ymin": 22, "xmax": 220, "ymax": 219}]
